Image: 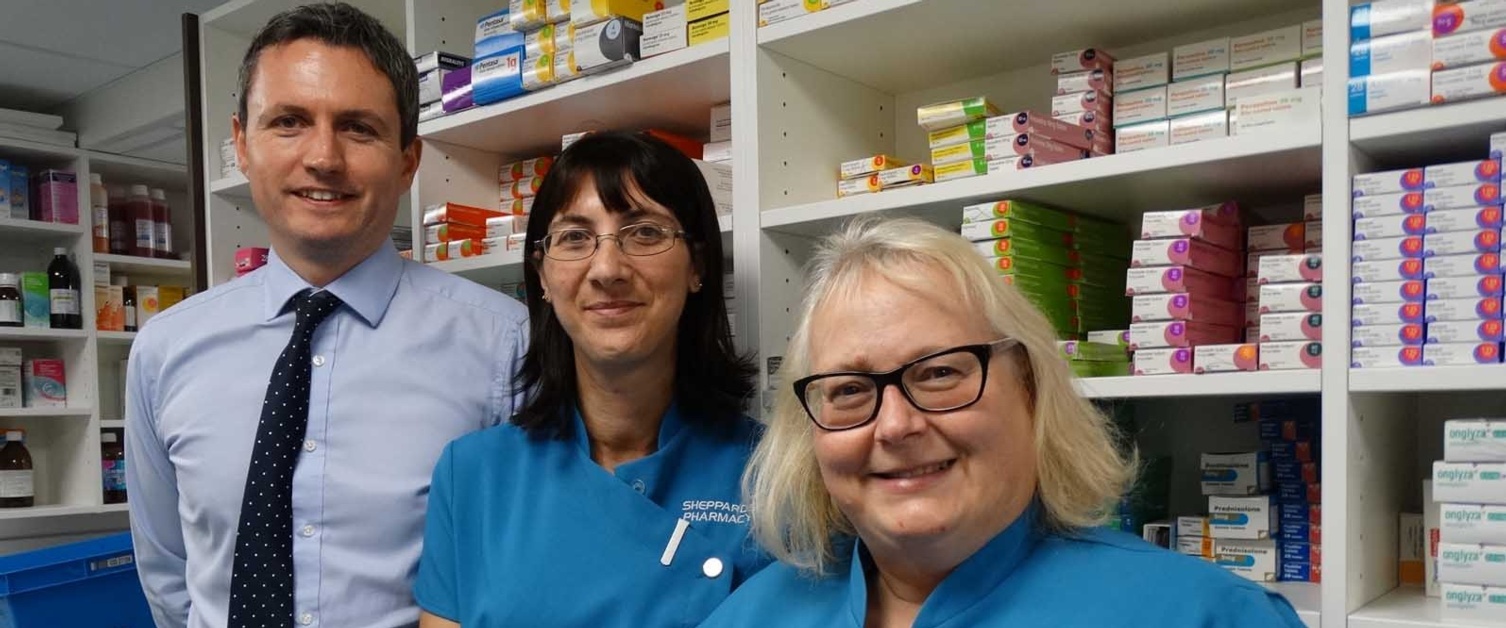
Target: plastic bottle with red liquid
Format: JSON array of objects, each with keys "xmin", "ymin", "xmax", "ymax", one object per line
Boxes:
[
  {"xmin": 107, "ymin": 185, "xmax": 132, "ymax": 255},
  {"xmin": 127, "ymin": 185, "xmax": 154, "ymax": 258},
  {"xmin": 150, "ymin": 188, "xmax": 172, "ymax": 259}
]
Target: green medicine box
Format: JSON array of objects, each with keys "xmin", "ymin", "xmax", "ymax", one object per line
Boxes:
[
  {"xmin": 20, "ymin": 272, "xmax": 48, "ymax": 328},
  {"xmin": 979, "ymin": 238, "xmax": 1077, "ymax": 269},
  {"xmin": 962, "ymin": 199, "xmax": 1075, "ymax": 232}
]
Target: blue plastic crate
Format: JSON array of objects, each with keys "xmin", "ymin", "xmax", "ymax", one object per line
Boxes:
[{"xmin": 0, "ymin": 532, "xmax": 153, "ymax": 628}]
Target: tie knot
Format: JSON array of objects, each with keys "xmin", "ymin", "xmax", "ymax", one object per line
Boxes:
[{"xmin": 294, "ymin": 289, "xmax": 343, "ymax": 328}]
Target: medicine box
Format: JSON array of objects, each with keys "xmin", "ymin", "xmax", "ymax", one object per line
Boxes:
[
  {"xmin": 1351, "ymin": 323, "xmax": 1426, "ymax": 346},
  {"xmin": 840, "ymin": 154, "xmax": 905, "ymax": 179},
  {"xmin": 1249, "ymin": 223, "xmax": 1305, "ymax": 253},
  {"xmin": 1113, "ymin": 87, "xmax": 1168, "ymax": 128},
  {"xmin": 1261, "ymin": 419, "xmax": 1316, "ymax": 443},
  {"xmin": 1352, "ymin": 301, "xmax": 1427, "ymax": 326},
  {"xmin": 1202, "ymin": 452, "xmax": 1271, "ymax": 497},
  {"xmin": 1352, "ymin": 345, "xmax": 1426, "ymax": 367},
  {"xmin": 1259, "ymin": 312, "xmax": 1323, "ymax": 342},
  {"xmin": 1428, "ymin": 160, "xmax": 1504, "ymax": 188},
  {"xmin": 1173, "ymin": 37, "xmax": 1231, "ymax": 80},
  {"xmin": 1052, "ymin": 48, "xmax": 1115, "ymax": 75},
  {"xmin": 1443, "ymin": 583, "xmax": 1506, "ymax": 623},
  {"xmin": 569, "ymin": 0, "xmax": 656, "ymax": 26},
  {"xmin": 1132, "ymin": 347, "xmax": 1194, "ymax": 375},
  {"xmin": 1433, "ymin": 0, "xmax": 1506, "ymax": 38},
  {"xmin": 1170, "ymin": 110, "xmax": 1229, "ymax": 146},
  {"xmin": 1256, "ymin": 253, "xmax": 1323, "ymax": 284},
  {"xmin": 1446, "ymin": 419, "xmax": 1506, "ymax": 462},
  {"xmin": 1209, "ymin": 495, "xmax": 1275, "ymax": 538},
  {"xmin": 1433, "ymin": 319, "xmax": 1506, "ymax": 342},
  {"xmin": 1432, "ymin": 27, "xmax": 1506, "ymax": 70},
  {"xmin": 1051, "ymin": 90, "xmax": 1112, "ymax": 117},
  {"xmin": 1130, "ymin": 238, "xmax": 1241, "ymax": 276},
  {"xmin": 1429, "ymin": 207, "xmax": 1506, "ymax": 233},
  {"xmin": 1129, "ymin": 320, "xmax": 1241, "ymax": 349},
  {"xmin": 933, "ymin": 159, "xmax": 988, "ymax": 183},
  {"xmin": 1356, "ymin": 214, "xmax": 1430, "ymax": 239},
  {"xmin": 1277, "ymin": 481, "xmax": 1321, "ymax": 504},
  {"xmin": 22, "ymin": 359, "xmax": 65, "ymax": 408},
  {"xmin": 1132, "ymin": 293, "xmax": 1242, "ymax": 323},
  {"xmin": 1125, "ymin": 265, "xmax": 1232, "ymax": 296},
  {"xmin": 1271, "ymin": 440, "xmax": 1319, "ymax": 464},
  {"xmin": 1231, "ymin": 25, "xmax": 1302, "ymax": 72},
  {"xmin": 1194, "ymin": 343, "xmax": 1260, "ymax": 373},
  {"xmin": 1426, "ymin": 296, "xmax": 1504, "ymax": 322},
  {"xmin": 1056, "ymin": 69, "xmax": 1113, "ymax": 96},
  {"xmin": 1352, "ymin": 258, "xmax": 1428, "ymax": 283},
  {"xmin": 1280, "ymin": 561, "xmax": 1321, "ymax": 583},
  {"xmin": 1167, "ymin": 74, "xmax": 1226, "ymax": 117},
  {"xmin": 1430, "ymin": 275, "xmax": 1506, "ymax": 300},
  {"xmin": 877, "ymin": 164, "xmax": 933, "ymax": 189},
  {"xmin": 1439, "ymin": 543, "xmax": 1506, "ymax": 587},
  {"xmin": 1436, "ymin": 461, "xmax": 1506, "ymax": 504},
  {"xmin": 1426, "ymin": 341, "xmax": 1504, "ymax": 365},
  {"xmin": 1231, "ymin": 86, "xmax": 1321, "ymax": 137},
  {"xmin": 1281, "ymin": 502, "xmax": 1322, "ymax": 527},
  {"xmin": 1353, "ymin": 235, "xmax": 1427, "ymax": 262},
  {"xmin": 1350, "ymin": 0, "xmax": 1436, "ymax": 40},
  {"xmin": 1178, "ymin": 515, "xmax": 1211, "ymax": 538},
  {"xmin": 574, "ymin": 18, "xmax": 644, "ymax": 75},
  {"xmin": 1430, "ymin": 253, "xmax": 1504, "ymax": 277},
  {"xmin": 1441, "ymin": 504, "xmax": 1506, "ymax": 543},
  {"xmin": 1115, "ymin": 52, "xmax": 1169, "ymax": 91},
  {"xmin": 1177, "ymin": 534, "xmax": 1215, "ymax": 559},
  {"xmin": 1275, "ymin": 459, "xmax": 1320, "ymax": 484},
  {"xmin": 642, "ymin": 6, "xmax": 687, "ymax": 59},
  {"xmin": 1214, "ymin": 539, "xmax": 1279, "ymax": 582},
  {"xmin": 1352, "ymin": 280, "xmax": 1426, "ymax": 304},
  {"xmin": 1352, "ymin": 191, "xmax": 1427, "ymax": 219},
  {"xmin": 1401, "ymin": 512, "xmax": 1426, "ymax": 585},
  {"xmin": 1113, "ymin": 119, "xmax": 1169, "ymax": 154},
  {"xmin": 1303, "ymin": 19, "xmax": 1324, "ymax": 57},
  {"xmin": 1259, "ymin": 340, "xmax": 1323, "ymax": 370},
  {"xmin": 916, "ymin": 97, "xmax": 1000, "ymax": 132},
  {"xmin": 1301, "ymin": 57, "xmax": 1324, "ymax": 88},
  {"xmin": 1088, "ymin": 329, "xmax": 1131, "ymax": 348},
  {"xmin": 962, "ymin": 199, "xmax": 1072, "ymax": 230},
  {"xmin": 1350, "ymin": 30, "xmax": 1435, "ymax": 77},
  {"xmin": 1225, "ymin": 62, "xmax": 1300, "ymax": 107},
  {"xmin": 1426, "ymin": 183, "xmax": 1503, "ymax": 212},
  {"xmin": 1347, "ymin": 70, "xmax": 1433, "ymax": 115},
  {"xmin": 1259, "ymin": 283, "xmax": 1323, "ymax": 313},
  {"xmin": 1141, "ymin": 205, "xmax": 1241, "ymax": 239},
  {"xmin": 687, "ymin": 11, "xmax": 729, "ymax": 47},
  {"xmin": 1434, "ymin": 61, "xmax": 1506, "ymax": 103}
]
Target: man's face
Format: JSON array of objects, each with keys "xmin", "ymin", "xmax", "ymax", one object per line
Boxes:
[{"xmin": 232, "ymin": 39, "xmax": 419, "ymax": 262}]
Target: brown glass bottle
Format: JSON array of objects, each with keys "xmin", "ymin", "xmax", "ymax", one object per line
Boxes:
[
  {"xmin": 101, "ymin": 430, "xmax": 126, "ymax": 504},
  {"xmin": 0, "ymin": 430, "xmax": 35, "ymax": 508}
]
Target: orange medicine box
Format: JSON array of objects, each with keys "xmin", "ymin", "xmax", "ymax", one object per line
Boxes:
[
  {"xmin": 94, "ymin": 286, "xmax": 123, "ymax": 332},
  {"xmin": 423, "ymin": 202, "xmax": 505, "ymax": 227}
]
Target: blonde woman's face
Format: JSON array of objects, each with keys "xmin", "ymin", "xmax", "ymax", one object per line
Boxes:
[{"xmin": 806, "ymin": 270, "xmax": 1038, "ymax": 565}]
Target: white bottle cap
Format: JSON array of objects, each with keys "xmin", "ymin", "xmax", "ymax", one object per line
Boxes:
[
  {"xmin": 101, "ymin": 432, "xmax": 118, "ymax": 444},
  {"xmin": 54, "ymin": 247, "xmax": 67, "ymax": 256},
  {"xmin": 90, "ymin": 173, "xmax": 102, "ymax": 184},
  {"xmin": 150, "ymin": 188, "xmax": 166, "ymax": 201},
  {"xmin": 130, "ymin": 184, "xmax": 149, "ymax": 196},
  {"xmin": 0, "ymin": 273, "xmax": 17, "ymax": 287},
  {"xmin": 6, "ymin": 431, "xmax": 23, "ymax": 442}
]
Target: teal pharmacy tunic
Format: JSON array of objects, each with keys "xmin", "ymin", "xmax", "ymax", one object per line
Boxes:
[
  {"xmin": 416, "ymin": 403, "xmax": 770, "ymax": 627},
  {"xmin": 700, "ymin": 504, "xmax": 1307, "ymax": 628}
]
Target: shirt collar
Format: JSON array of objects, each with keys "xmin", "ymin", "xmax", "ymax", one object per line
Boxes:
[
  {"xmin": 261, "ymin": 243, "xmax": 403, "ymax": 326},
  {"xmin": 571, "ymin": 399, "xmax": 687, "ymax": 455},
  {"xmin": 846, "ymin": 501, "xmax": 1041, "ymax": 625}
]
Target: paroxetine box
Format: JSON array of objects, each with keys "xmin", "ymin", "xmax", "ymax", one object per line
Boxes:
[
  {"xmin": 1347, "ymin": 70, "xmax": 1433, "ymax": 115},
  {"xmin": 1432, "ymin": 62, "xmax": 1506, "ymax": 103},
  {"xmin": 1225, "ymin": 62, "xmax": 1300, "ymax": 107},
  {"xmin": 1430, "ymin": 252, "xmax": 1504, "ymax": 277},
  {"xmin": 1355, "ymin": 168, "xmax": 1427, "ymax": 198},
  {"xmin": 1126, "ymin": 266, "xmax": 1235, "ymax": 296},
  {"xmin": 1114, "ymin": 87, "xmax": 1169, "ymax": 127},
  {"xmin": 1194, "ymin": 343, "xmax": 1260, "ymax": 373},
  {"xmin": 1259, "ymin": 341, "xmax": 1323, "ymax": 370},
  {"xmin": 1351, "ymin": 30, "xmax": 1435, "ymax": 77},
  {"xmin": 1208, "ymin": 492, "xmax": 1275, "ymax": 535},
  {"xmin": 1249, "ymin": 223, "xmax": 1306, "ymax": 253},
  {"xmin": 1230, "ymin": 86, "xmax": 1321, "ymax": 136},
  {"xmin": 1231, "ymin": 25, "xmax": 1302, "ymax": 72},
  {"xmin": 1432, "ymin": 27, "xmax": 1506, "ymax": 71},
  {"xmin": 1129, "ymin": 320, "xmax": 1241, "ymax": 349},
  {"xmin": 1052, "ymin": 90, "xmax": 1113, "ymax": 117},
  {"xmin": 1352, "ymin": 191, "xmax": 1426, "ymax": 218},
  {"xmin": 1426, "ymin": 184, "xmax": 1505, "ymax": 212},
  {"xmin": 1433, "ymin": 0, "xmax": 1506, "ymax": 38},
  {"xmin": 1437, "ymin": 461, "xmax": 1506, "ymax": 504},
  {"xmin": 1133, "ymin": 347, "xmax": 1193, "ymax": 375},
  {"xmin": 1433, "ymin": 319, "xmax": 1506, "ymax": 342},
  {"xmin": 1132, "ymin": 293, "xmax": 1243, "ymax": 323},
  {"xmin": 1351, "ymin": 0, "xmax": 1436, "ymax": 40},
  {"xmin": 1425, "ymin": 229, "xmax": 1504, "ymax": 257},
  {"xmin": 1260, "ymin": 312, "xmax": 1323, "ymax": 342},
  {"xmin": 1167, "ymin": 74, "xmax": 1226, "ymax": 116},
  {"xmin": 1215, "ymin": 539, "xmax": 1279, "ymax": 582},
  {"xmin": 1427, "ymin": 342, "xmax": 1505, "ymax": 365},
  {"xmin": 1257, "ymin": 253, "xmax": 1323, "ymax": 284},
  {"xmin": 1203, "ymin": 454, "xmax": 1271, "ymax": 497},
  {"xmin": 1353, "ymin": 258, "xmax": 1428, "ymax": 282},
  {"xmin": 1115, "ymin": 120, "xmax": 1170, "ymax": 154},
  {"xmin": 1357, "ymin": 214, "xmax": 1430, "ymax": 239},
  {"xmin": 1441, "ymin": 504, "xmax": 1506, "ymax": 543},
  {"xmin": 1428, "ymin": 160, "xmax": 1504, "ymax": 188},
  {"xmin": 1352, "ymin": 279, "xmax": 1427, "ymax": 304},
  {"xmin": 1353, "ymin": 301, "xmax": 1428, "ymax": 325},
  {"xmin": 1429, "ymin": 207, "xmax": 1506, "ymax": 233},
  {"xmin": 1440, "ymin": 542, "xmax": 1506, "ymax": 586},
  {"xmin": 1131, "ymin": 238, "xmax": 1241, "ymax": 276},
  {"xmin": 1351, "ymin": 345, "xmax": 1426, "ymax": 367},
  {"xmin": 1116, "ymin": 52, "xmax": 1169, "ymax": 91},
  {"xmin": 1170, "ymin": 109, "xmax": 1230, "ymax": 146},
  {"xmin": 1174, "ymin": 37, "xmax": 1231, "ymax": 80},
  {"xmin": 840, "ymin": 154, "xmax": 905, "ymax": 179},
  {"xmin": 1260, "ymin": 283, "xmax": 1324, "ymax": 313},
  {"xmin": 1444, "ymin": 583, "xmax": 1506, "ymax": 621},
  {"xmin": 1056, "ymin": 68, "xmax": 1113, "ymax": 96},
  {"xmin": 1352, "ymin": 235, "xmax": 1426, "ymax": 262},
  {"xmin": 1445, "ymin": 419, "xmax": 1506, "ymax": 462},
  {"xmin": 1431, "ymin": 275, "xmax": 1506, "ymax": 299}
]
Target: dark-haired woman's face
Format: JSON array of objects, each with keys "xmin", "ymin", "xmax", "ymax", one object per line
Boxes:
[{"xmin": 537, "ymin": 180, "xmax": 702, "ymax": 373}]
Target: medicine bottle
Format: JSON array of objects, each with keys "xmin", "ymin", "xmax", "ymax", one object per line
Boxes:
[
  {"xmin": 0, "ymin": 430, "xmax": 35, "ymax": 508},
  {"xmin": 101, "ymin": 430, "xmax": 126, "ymax": 504},
  {"xmin": 0, "ymin": 274, "xmax": 20, "ymax": 328}
]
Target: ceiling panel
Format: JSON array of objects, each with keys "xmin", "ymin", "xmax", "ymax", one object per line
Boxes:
[{"xmin": 0, "ymin": 42, "xmax": 132, "ymax": 112}]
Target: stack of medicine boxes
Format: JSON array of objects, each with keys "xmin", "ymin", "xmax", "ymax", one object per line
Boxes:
[
  {"xmin": 1052, "ymin": 48, "xmax": 1117, "ymax": 149},
  {"xmin": 1430, "ymin": 0, "xmax": 1506, "ymax": 105},
  {"xmin": 1347, "ymin": 1, "xmax": 1433, "ymax": 117},
  {"xmin": 1267, "ymin": 398, "xmax": 1322, "ymax": 583},
  {"xmin": 961, "ymin": 199, "xmax": 1129, "ymax": 341},
  {"xmin": 415, "ymin": 52, "xmax": 469, "ymax": 123},
  {"xmin": 923, "ymin": 102, "xmax": 1102, "ymax": 183},
  {"xmin": 1254, "ymin": 208, "xmax": 1324, "ymax": 371},
  {"xmin": 1351, "ymin": 132, "xmax": 1506, "ymax": 368},
  {"xmin": 500, "ymin": 155, "xmax": 551, "ymax": 217},
  {"xmin": 1433, "ymin": 418, "xmax": 1506, "ymax": 622},
  {"xmin": 1126, "ymin": 202, "xmax": 1244, "ymax": 375},
  {"xmin": 1197, "ymin": 420, "xmax": 1278, "ymax": 582}
]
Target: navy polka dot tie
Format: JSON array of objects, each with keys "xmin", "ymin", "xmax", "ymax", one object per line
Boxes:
[{"xmin": 228, "ymin": 289, "xmax": 342, "ymax": 628}]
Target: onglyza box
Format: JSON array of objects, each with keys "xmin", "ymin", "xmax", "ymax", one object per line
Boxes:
[
  {"xmin": 1444, "ymin": 419, "xmax": 1506, "ymax": 462},
  {"xmin": 1436, "ymin": 461, "xmax": 1506, "ymax": 504},
  {"xmin": 1441, "ymin": 503, "xmax": 1506, "ymax": 544}
]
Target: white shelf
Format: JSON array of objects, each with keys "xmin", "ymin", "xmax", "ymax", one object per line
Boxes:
[
  {"xmin": 0, "ymin": 327, "xmax": 89, "ymax": 342},
  {"xmin": 419, "ymin": 41, "xmax": 731, "ymax": 156},
  {"xmin": 100, "ymin": 420, "xmax": 125, "ymax": 429},
  {"xmin": 85, "ymin": 151, "xmax": 189, "ymax": 190},
  {"xmin": 1350, "ymin": 99, "xmax": 1506, "ymax": 166},
  {"xmin": 95, "ymin": 253, "xmax": 191, "ymax": 275},
  {"xmin": 97, "ymin": 503, "xmax": 129, "ymax": 513},
  {"xmin": 0, "ymin": 136, "xmax": 79, "ymax": 162},
  {"xmin": 761, "ymin": 127, "xmax": 1322, "ymax": 236},
  {"xmin": 0, "ymin": 216, "xmax": 85, "ymax": 246},
  {"xmin": 0, "ymin": 504, "xmax": 129, "ymax": 521},
  {"xmin": 757, "ymin": 0, "xmax": 1314, "ymax": 94},
  {"xmin": 209, "ymin": 172, "xmax": 251, "ymax": 198},
  {"xmin": 1264, "ymin": 582, "xmax": 1321, "ymax": 628},
  {"xmin": 1349, "ymin": 586, "xmax": 1458, "ymax": 628},
  {"xmin": 96, "ymin": 331, "xmax": 136, "ymax": 346},
  {"xmin": 0, "ymin": 407, "xmax": 93, "ymax": 419},
  {"xmin": 1350, "ymin": 365, "xmax": 1506, "ymax": 393},
  {"xmin": 1074, "ymin": 370, "xmax": 1321, "ymax": 399},
  {"xmin": 427, "ymin": 248, "xmax": 526, "ymax": 289},
  {"xmin": 204, "ymin": 0, "xmax": 405, "ymax": 36}
]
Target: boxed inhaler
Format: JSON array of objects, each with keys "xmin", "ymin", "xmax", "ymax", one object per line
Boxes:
[
  {"xmin": 1441, "ymin": 503, "xmax": 1506, "ymax": 544},
  {"xmin": 1202, "ymin": 453, "xmax": 1271, "ymax": 497},
  {"xmin": 1214, "ymin": 539, "xmax": 1279, "ymax": 582},
  {"xmin": 1133, "ymin": 347, "xmax": 1193, "ymax": 375},
  {"xmin": 1446, "ymin": 419, "xmax": 1506, "ymax": 462},
  {"xmin": 1194, "ymin": 344, "xmax": 1260, "ymax": 373},
  {"xmin": 1436, "ymin": 461, "xmax": 1506, "ymax": 504}
]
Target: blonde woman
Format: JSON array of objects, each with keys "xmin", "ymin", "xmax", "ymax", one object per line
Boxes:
[{"xmin": 700, "ymin": 217, "xmax": 1303, "ymax": 627}]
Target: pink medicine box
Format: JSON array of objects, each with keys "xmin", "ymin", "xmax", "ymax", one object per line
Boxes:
[
  {"xmin": 1131, "ymin": 238, "xmax": 1242, "ymax": 277},
  {"xmin": 1128, "ymin": 320, "xmax": 1242, "ymax": 349},
  {"xmin": 1126, "ymin": 266, "xmax": 1235, "ymax": 296},
  {"xmin": 1131, "ymin": 293, "xmax": 1244, "ymax": 323},
  {"xmin": 1133, "ymin": 347, "xmax": 1194, "ymax": 375}
]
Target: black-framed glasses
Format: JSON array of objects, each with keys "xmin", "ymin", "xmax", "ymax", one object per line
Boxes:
[
  {"xmin": 536, "ymin": 222, "xmax": 688, "ymax": 261},
  {"xmin": 792, "ymin": 338, "xmax": 1022, "ymax": 431}
]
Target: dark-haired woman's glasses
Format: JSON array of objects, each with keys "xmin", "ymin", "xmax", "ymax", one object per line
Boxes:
[
  {"xmin": 538, "ymin": 222, "xmax": 687, "ymax": 261},
  {"xmin": 792, "ymin": 338, "xmax": 1022, "ymax": 431}
]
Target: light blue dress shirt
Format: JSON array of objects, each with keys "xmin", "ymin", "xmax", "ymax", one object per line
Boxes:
[
  {"xmin": 700, "ymin": 503, "xmax": 1307, "ymax": 627},
  {"xmin": 416, "ymin": 403, "xmax": 772, "ymax": 627},
  {"xmin": 125, "ymin": 244, "xmax": 529, "ymax": 628}
]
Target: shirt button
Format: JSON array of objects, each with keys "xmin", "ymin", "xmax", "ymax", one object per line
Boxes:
[
  {"xmin": 702, "ymin": 557, "xmax": 724, "ymax": 579},
  {"xmin": 298, "ymin": 613, "xmax": 314, "ymax": 626},
  {"xmin": 301, "ymin": 524, "xmax": 317, "ymax": 538},
  {"xmin": 304, "ymin": 439, "xmax": 317, "ymax": 453},
  {"xmin": 631, "ymin": 479, "xmax": 646, "ymax": 494},
  {"xmin": 312, "ymin": 355, "xmax": 326, "ymax": 367}
]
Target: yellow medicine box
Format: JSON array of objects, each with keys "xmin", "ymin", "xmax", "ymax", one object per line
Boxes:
[
  {"xmin": 687, "ymin": 0, "xmax": 729, "ymax": 22},
  {"xmin": 878, "ymin": 164, "xmax": 934, "ymax": 188},
  {"xmin": 689, "ymin": 12, "xmax": 730, "ymax": 46}
]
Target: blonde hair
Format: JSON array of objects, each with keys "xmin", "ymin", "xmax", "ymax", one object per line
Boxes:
[{"xmin": 744, "ymin": 216, "xmax": 1136, "ymax": 575}]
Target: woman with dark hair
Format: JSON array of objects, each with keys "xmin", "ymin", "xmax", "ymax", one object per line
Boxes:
[{"xmin": 414, "ymin": 131, "xmax": 766, "ymax": 627}]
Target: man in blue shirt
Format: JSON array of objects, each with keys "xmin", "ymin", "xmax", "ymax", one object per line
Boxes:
[{"xmin": 124, "ymin": 4, "xmax": 527, "ymax": 628}]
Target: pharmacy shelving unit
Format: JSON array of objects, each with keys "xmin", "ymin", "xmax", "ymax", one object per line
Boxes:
[
  {"xmin": 0, "ymin": 139, "xmax": 194, "ymax": 535},
  {"xmin": 184, "ymin": 0, "xmax": 1506, "ymax": 625}
]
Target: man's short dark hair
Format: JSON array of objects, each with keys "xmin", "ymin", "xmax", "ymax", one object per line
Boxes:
[{"xmin": 238, "ymin": 2, "xmax": 418, "ymax": 148}]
